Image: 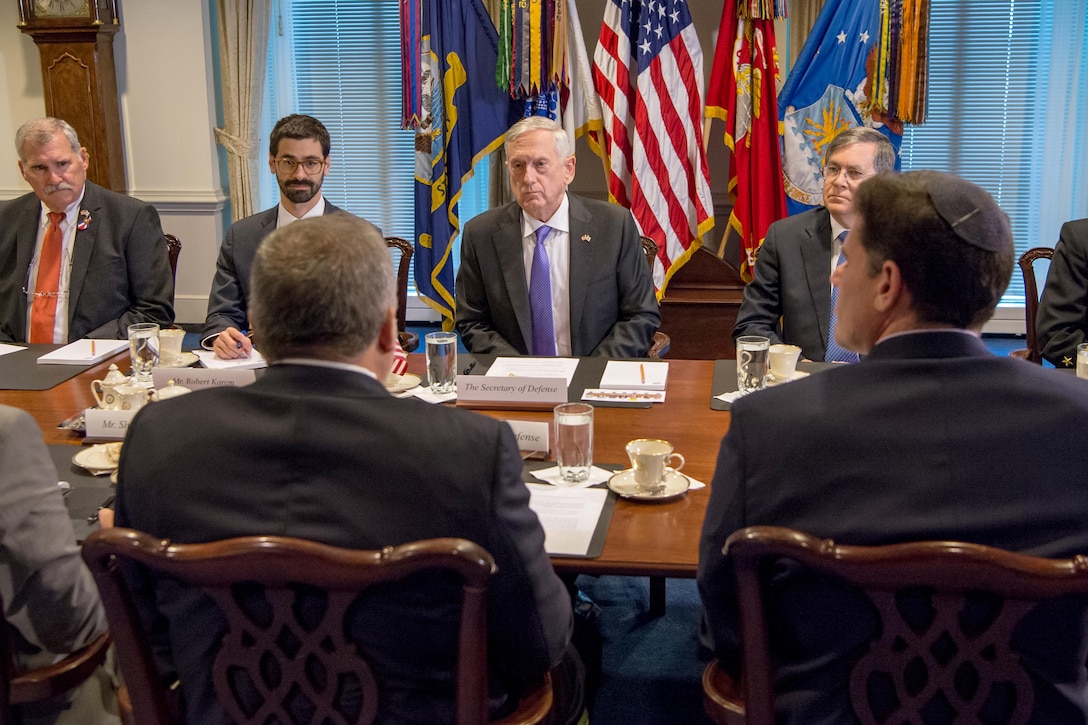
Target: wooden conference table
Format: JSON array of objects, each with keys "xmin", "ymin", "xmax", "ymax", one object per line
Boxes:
[{"xmin": 0, "ymin": 351, "xmax": 731, "ymax": 584}]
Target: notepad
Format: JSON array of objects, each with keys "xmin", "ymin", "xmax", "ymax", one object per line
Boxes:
[
  {"xmin": 36, "ymin": 339, "xmax": 129, "ymax": 365},
  {"xmin": 192, "ymin": 349, "xmax": 268, "ymax": 370},
  {"xmin": 598, "ymin": 361, "xmax": 668, "ymax": 391}
]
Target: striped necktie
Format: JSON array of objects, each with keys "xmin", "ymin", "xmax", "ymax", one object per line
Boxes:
[
  {"xmin": 826, "ymin": 233, "xmax": 860, "ymax": 363},
  {"xmin": 29, "ymin": 211, "xmax": 66, "ymax": 344},
  {"xmin": 529, "ymin": 224, "xmax": 556, "ymax": 356}
]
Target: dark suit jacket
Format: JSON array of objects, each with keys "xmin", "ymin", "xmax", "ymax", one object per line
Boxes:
[
  {"xmin": 201, "ymin": 201, "xmax": 344, "ymax": 343},
  {"xmin": 1038, "ymin": 218, "xmax": 1088, "ymax": 367},
  {"xmin": 0, "ymin": 182, "xmax": 174, "ymax": 342},
  {"xmin": 455, "ymin": 194, "xmax": 659, "ymax": 358},
  {"xmin": 115, "ymin": 364, "xmax": 571, "ymax": 725},
  {"xmin": 732, "ymin": 207, "xmax": 833, "ymax": 361},
  {"xmin": 698, "ymin": 332, "xmax": 1088, "ymax": 724}
]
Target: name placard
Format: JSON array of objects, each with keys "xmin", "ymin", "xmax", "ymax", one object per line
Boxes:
[
  {"xmin": 84, "ymin": 408, "xmax": 138, "ymax": 440},
  {"xmin": 456, "ymin": 375, "xmax": 567, "ymax": 409},
  {"xmin": 152, "ymin": 367, "xmax": 256, "ymax": 391},
  {"xmin": 504, "ymin": 420, "xmax": 550, "ymax": 458}
]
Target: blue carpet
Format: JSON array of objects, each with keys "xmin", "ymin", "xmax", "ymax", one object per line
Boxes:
[{"xmin": 577, "ymin": 576, "xmax": 714, "ymax": 724}]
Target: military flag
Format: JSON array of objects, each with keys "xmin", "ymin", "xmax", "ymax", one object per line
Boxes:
[
  {"xmin": 778, "ymin": 0, "xmax": 903, "ymax": 216},
  {"xmin": 404, "ymin": 0, "xmax": 518, "ymax": 326},
  {"xmin": 705, "ymin": 1, "xmax": 787, "ymax": 282}
]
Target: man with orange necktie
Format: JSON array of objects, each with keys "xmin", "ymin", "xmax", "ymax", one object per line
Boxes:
[{"xmin": 0, "ymin": 118, "xmax": 174, "ymax": 343}]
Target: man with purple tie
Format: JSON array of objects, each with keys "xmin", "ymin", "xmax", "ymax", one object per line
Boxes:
[{"xmin": 455, "ymin": 117, "xmax": 658, "ymax": 358}]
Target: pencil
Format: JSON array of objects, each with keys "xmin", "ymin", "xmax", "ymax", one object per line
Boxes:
[
  {"xmin": 640, "ymin": 363, "xmax": 645, "ymax": 384},
  {"xmin": 90, "ymin": 340, "xmax": 95, "ymax": 356}
]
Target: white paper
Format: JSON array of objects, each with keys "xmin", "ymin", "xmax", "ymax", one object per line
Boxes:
[
  {"xmin": 527, "ymin": 483, "xmax": 610, "ymax": 556},
  {"xmin": 193, "ymin": 349, "xmax": 267, "ymax": 370},
  {"xmin": 530, "ymin": 465, "xmax": 615, "ymax": 488},
  {"xmin": 486, "ymin": 357, "xmax": 579, "ymax": 385},
  {"xmin": 36, "ymin": 339, "xmax": 128, "ymax": 365},
  {"xmin": 0, "ymin": 343, "xmax": 25, "ymax": 357},
  {"xmin": 599, "ymin": 360, "xmax": 668, "ymax": 390}
]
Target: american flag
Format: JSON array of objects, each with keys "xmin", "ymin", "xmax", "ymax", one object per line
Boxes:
[{"xmin": 592, "ymin": 0, "xmax": 714, "ymax": 295}]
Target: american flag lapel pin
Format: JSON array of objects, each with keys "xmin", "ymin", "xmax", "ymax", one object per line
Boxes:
[{"xmin": 581, "ymin": 234, "xmax": 591, "ymax": 243}]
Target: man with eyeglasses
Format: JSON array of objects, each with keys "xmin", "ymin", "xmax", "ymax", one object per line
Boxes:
[
  {"xmin": 201, "ymin": 114, "xmax": 407, "ymax": 371},
  {"xmin": 732, "ymin": 126, "xmax": 896, "ymax": 362},
  {"xmin": 0, "ymin": 117, "xmax": 174, "ymax": 343}
]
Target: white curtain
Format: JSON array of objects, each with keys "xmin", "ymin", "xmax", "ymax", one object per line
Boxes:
[
  {"xmin": 215, "ymin": 0, "xmax": 271, "ymax": 222},
  {"xmin": 258, "ymin": 0, "xmax": 299, "ymax": 210},
  {"xmin": 1038, "ymin": 0, "xmax": 1088, "ymax": 240}
]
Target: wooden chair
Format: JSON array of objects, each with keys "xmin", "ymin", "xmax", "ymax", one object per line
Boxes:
[
  {"xmin": 165, "ymin": 234, "xmax": 181, "ymax": 283},
  {"xmin": 1009, "ymin": 246, "xmax": 1053, "ymax": 364},
  {"xmin": 0, "ymin": 591, "xmax": 111, "ymax": 724},
  {"xmin": 385, "ymin": 236, "xmax": 419, "ymax": 353},
  {"xmin": 639, "ymin": 236, "xmax": 671, "ymax": 359},
  {"xmin": 703, "ymin": 526, "xmax": 1088, "ymax": 725},
  {"xmin": 81, "ymin": 529, "xmax": 552, "ymax": 725}
]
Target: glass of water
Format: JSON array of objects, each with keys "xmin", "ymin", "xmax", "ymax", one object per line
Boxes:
[
  {"xmin": 554, "ymin": 402, "xmax": 594, "ymax": 484},
  {"xmin": 425, "ymin": 331, "xmax": 458, "ymax": 395},
  {"xmin": 128, "ymin": 322, "xmax": 160, "ymax": 387},
  {"xmin": 736, "ymin": 335, "xmax": 770, "ymax": 394}
]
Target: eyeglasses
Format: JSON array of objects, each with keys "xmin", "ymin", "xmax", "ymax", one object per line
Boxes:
[
  {"xmin": 274, "ymin": 157, "xmax": 325, "ymax": 175},
  {"xmin": 822, "ymin": 164, "xmax": 872, "ymax": 183}
]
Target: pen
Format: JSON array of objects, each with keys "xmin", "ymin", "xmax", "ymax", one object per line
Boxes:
[
  {"xmin": 640, "ymin": 363, "xmax": 646, "ymax": 384},
  {"xmin": 462, "ymin": 361, "xmax": 477, "ymax": 375},
  {"xmin": 90, "ymin": 340, "xmax": 95, "ymax": 356},
  {"xmin": 87, "ymin": 495, "xmax": 116, "ymax": 524}
]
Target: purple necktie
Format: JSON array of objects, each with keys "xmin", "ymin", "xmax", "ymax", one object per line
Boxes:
[
  {"xmin": 826, "ymin": 233, "xmax": 860, "ymax": 363},
  {"xmin": 529, "ymin": 225, "xmax": 556, "ymax": 356}
]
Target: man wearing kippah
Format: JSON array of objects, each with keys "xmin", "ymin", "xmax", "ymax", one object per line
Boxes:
[{"xmin": 699, "ymin": 171, "xmax": 1088, "ymax": 723}]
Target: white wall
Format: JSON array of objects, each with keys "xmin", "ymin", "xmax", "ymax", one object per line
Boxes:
[{"xmin": 0, "ymin": 1, "xmax": 227, "ymax": 324}]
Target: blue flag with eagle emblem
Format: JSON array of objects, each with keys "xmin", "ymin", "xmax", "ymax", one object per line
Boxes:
[
  {"xmin": 778, "ymin": 0, "xmax": 902, "ymax": 216},
  {"xmin": 413, "ymin": 0, "xmax": 518, "ymax": 327}
]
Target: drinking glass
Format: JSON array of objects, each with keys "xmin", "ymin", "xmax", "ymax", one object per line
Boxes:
[
  {"xmin": 425, "ymin": 331, "xmax": 458, "ymax": 395},
  {"xmin": 736, "ymin": 335, "xmax": 769, "ymax": 394},
  {"xmin": 554, "ymin": 402, "xmax": 593, "ymax": 483},
  {"xmin": 128, "ymin": 323, "xmax": 159, "ymax": 387}
]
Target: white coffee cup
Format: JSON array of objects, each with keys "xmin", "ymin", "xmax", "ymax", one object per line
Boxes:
[
  {"xmin": 769, "ymin": 344, "xmax": 802, "ymax": 380},
  {"xmin": 626, "ymin": 438, "xmax": 685, "ymax": 491},
  {"xmin": 158, "ymin": 328, "xmax": 185, "ymax": 365}
]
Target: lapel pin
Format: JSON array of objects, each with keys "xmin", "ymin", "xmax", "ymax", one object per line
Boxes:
[
  {"xmin": 76, "ymin": 209, "xmax": 92, "ymax": 231},
  {"xmin": 581, "ymin": 234, "xmax": 591, "ymax": 243}
]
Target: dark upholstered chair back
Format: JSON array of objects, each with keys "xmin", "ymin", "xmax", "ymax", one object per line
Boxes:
[
  {"xmin": 0, "ymin": 591, "xmax": 110, "ymax": 725},
  {"xmin": 705, "ymin": 526, "xmax": 1088, "ymax": 725},
  {"xmin": 385, "ymin": 236, "xmax": 419, "ymax": 352},
  {"xmin": 1009, "ymin": 247, "xmax": 1053, "ymax": 364},
  {"xmin": 81, "ymin": 529, "xmax": 509, "ymax": 725}
]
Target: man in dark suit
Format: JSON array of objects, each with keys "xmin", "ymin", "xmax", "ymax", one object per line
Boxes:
[
  {"xmin": 116, "ymin": 214, "xmax": 580, "ymax": 724},
  {"xmin": 732, "ymin": 127, "xmax": 896, "ymax": 361},
  {"xmin": 0, "ymin": 118, "xmax": 174, "ymax": 343},
  {"xmin": 0, "ymin": 404, "xmax": 118, "ymax": 723},
  {"xmin": 699, "ymin": 171, "xmax": 1088, "ymax": 722},
  {"xmin": 1037, "ymin": 218, "xmax": 1088, "ymax": 367},
  {"xmin": 456, "ymin": 116, "xmax": 659, "ymax": 358},
  {"xmin": 203, "ymin": 114, "xmax": 341, "ymax": 356}
]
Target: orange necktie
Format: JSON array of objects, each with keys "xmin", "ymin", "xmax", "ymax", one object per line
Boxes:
[{"xmin": 29, "ymin": 212, "xmax": 66, "ymax": 344}]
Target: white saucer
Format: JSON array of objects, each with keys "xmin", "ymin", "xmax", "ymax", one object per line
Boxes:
[
  {"xmin": 73, "ymin": 443, "xmax": 122, "ymax": 475},
  {"xmin": 384, "ymin": 373, "xmax": 422, "ymax": 394},
  {"xmin": 157, "ymin": 351, "xmax": 199, "ymax": 368},
  {"xmin": 607, "ymin": 469, "xmax": 690, "ymax": 501},
  {"xmin": 767, "ymin": 369, "xmax": 810, "ymax": 386}
]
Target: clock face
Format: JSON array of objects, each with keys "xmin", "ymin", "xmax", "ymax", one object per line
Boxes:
[{"xmin": 33, "ymin": 0, "xmax": 91, "ymax": 18}]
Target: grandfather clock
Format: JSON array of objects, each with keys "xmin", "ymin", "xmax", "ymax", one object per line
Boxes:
[{"xmin": 17, "ymin": 0, "xmax": 126, "ymax": 192}]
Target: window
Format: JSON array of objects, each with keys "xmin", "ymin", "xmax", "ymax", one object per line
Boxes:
[
  {"xmin": 899, "ymin": 0, "xmax": 1088, "ymax": 316},
  {"xmin": 260, "ymin": 0, "xmax": 490, "ymax": 319}
]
